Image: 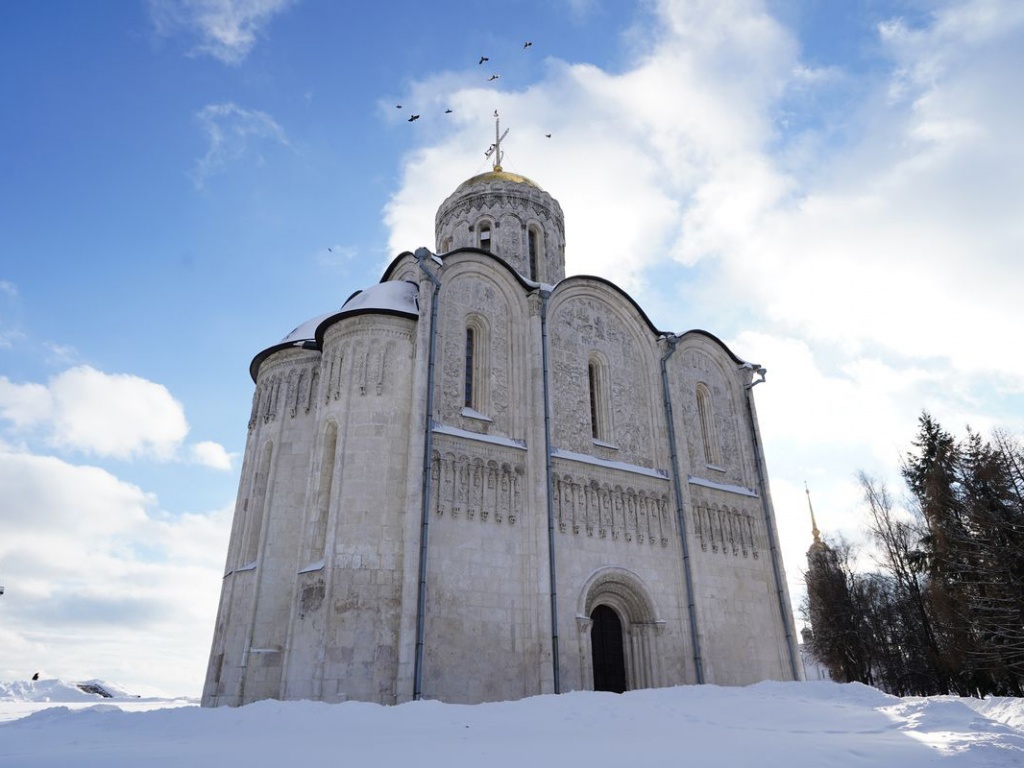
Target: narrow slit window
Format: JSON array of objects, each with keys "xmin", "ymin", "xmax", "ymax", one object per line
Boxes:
[
  {"xmin": 464, "ymin": 327, "xmax": 476, "ymax": 408},
  {"xmin": 478, "ymin": 224, "xmax": 491, "ymax": 252},
  {"xmin": 589, "ymin": 362, "xmax": 600, "ymax": 439},
  {"xmin": 528, "ymin": 227, "xmax": 539, "ymax": 281},
  {"xmin": 696, "ymin": 383, "xmax": 719, "ymax": 465}
]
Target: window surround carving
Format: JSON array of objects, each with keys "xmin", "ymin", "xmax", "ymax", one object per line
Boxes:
[
  {"xmin": 527, "ymin": 223, "xmax": 542, "ymax": 282},
  {"xmin": 588, "ymin": 352, "xmax": 611, "ymax": 443},
  {"xmin": 696, "ymin": 382, "xmax": 720, "ymax": 466},
  {"xmin": 463, "ymin": 314, "xmax": 490, "ymax": 415}
]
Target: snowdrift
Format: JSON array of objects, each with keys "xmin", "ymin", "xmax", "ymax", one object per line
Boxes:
[{"xmin": 0, "ymin": 680, "xmax": 1021, "ymax": 767}]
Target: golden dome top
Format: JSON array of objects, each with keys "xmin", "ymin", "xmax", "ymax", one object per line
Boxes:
[{"xmin": 455, "ymin": 169, "xmax": 542, "ymax": 192}]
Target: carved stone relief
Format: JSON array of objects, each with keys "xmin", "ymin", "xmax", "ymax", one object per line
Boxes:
[
  {"xmin": 438, "ymin": 273, "xmax": 514, "ymax": 433},
  {"xmin": 430, "ymin": 449, "xmax": 524, "ymax": 526},
  {"xmin": 679, "ymin": 348, "xmax": 745, "ymax": 486},
  {"xmin": 550, "ymin": 296, "xmax": 654, "ymax": 466},
  {"xmin": 690, "ymin": 501, "xmax": 761, "ymax": 559},
  {"xmin": 552, "ymin": 472, "xmax": 671, "ymax": 547}
]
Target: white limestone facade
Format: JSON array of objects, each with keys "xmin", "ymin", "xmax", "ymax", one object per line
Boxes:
[{"xmin": 202, "ymin": 168, "xmax": 803, "ymax": 707}]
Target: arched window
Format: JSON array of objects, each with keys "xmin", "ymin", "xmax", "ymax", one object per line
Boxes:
[
  {"xmin": 440, "ymin": 236, "xmax": 452, "ymax": 253},
  {"xmin": 528, "ymin": 225, "xmax": 541, "ymax": 281},
  {"xmin": 308, "ymin": 422, "xmax": 337, "ymax": 563},
  {"xmin": 696, "ymin": 383, "xmax": 720, "ymax": 465},
  {"xmin": 463, "ymin": 316, "xmax": 490, "ymax": 415},
  {"xmin": 478, "ymin": 222, "xmax": 492, "ymax": 252},
  {"xmin": 464, "ymin": 326, "xmax": 476, "ymax": 408},
  {"xmin": 588, "ymin": 354, "xmax": 610, "ymax": 443}
]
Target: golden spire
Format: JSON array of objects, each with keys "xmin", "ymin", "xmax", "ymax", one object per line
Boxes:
[{"xmin": 805, "ymin": 481, "xmax": 822, "ymax": 547}]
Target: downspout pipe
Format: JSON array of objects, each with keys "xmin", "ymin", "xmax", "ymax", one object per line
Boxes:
[
  {"xmin": 413, "ymin": 247, "xmax": 442, "ymax": 701},
  {"xmin": 659, "ymin": 334, "xmax": 705, "ymax": 684},
  {"xmin": 743, "ymin": 367, "xmax": 801, "ymax": 681},
  {"xmin": 539, "ymin": 288, "xmax": 560, "ymax": 693}
]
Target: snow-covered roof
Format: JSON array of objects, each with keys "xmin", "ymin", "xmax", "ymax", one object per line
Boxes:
[
  {"xmin": 250, "ymin": 281, "xmax": 420, "ymax": 382},
  {"xmin": 279, "ymin": 312, "xmax": 337, "ymax": 345},
  {"xmin": 337, "ymin": 280, "xmax": 419, "ymax": 316}
]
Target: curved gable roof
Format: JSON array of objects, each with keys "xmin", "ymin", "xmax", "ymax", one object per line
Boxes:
[{"xmin": 250, "ymin": 281, "xmax": 419, "ymax": 382}]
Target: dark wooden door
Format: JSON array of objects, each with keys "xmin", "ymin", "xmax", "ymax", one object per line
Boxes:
[{"xmin": 591, "ymin": 604, "xmax": 627, "ymax": 693}]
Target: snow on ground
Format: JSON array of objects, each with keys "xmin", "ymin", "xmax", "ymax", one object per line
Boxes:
[{"xmin": 0, "ymin": 679, "xmax": 1021, "ymax": 768}]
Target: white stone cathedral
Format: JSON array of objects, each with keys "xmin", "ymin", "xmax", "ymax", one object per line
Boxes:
[{"xmin": 202, "ymin": 133, "xmax": 803, "ymax": 707}]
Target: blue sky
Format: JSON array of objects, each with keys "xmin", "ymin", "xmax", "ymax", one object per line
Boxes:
[{"xmin": 1, "ymin": 0, "xmax": 1022, "ymax": 695}]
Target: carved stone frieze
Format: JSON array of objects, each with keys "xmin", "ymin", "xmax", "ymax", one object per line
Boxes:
[
  {"xmin": 430, "ymin": 445, "xmax": 524, "ymax": 527},
  {"xmin": 690, "ymin": 501, "xmax": 761, "ymax": 559},
  {"xmin": 552, "ymin": 472, "xmax": 671, "ymax": 547}
]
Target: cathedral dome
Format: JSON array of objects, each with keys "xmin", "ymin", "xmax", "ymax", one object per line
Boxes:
[
  {"xmin": 453, "ymin": 169, "xmax": 542, "ymax": 192},
  {"xmin": 435, "ymin": 166, "xmax": 566, "ymax": 284}
]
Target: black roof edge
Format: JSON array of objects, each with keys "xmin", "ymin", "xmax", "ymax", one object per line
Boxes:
[
  {"xmin": 673, "ymin": 329, "xmax": 750, "ymax": 366},
  {"xmin": 313, "ymin": 302, "xmax": 418, "ymax": 348},
  {"xmin": 249, "ymin": 339, "xmax": 319, "ymax": 383}
]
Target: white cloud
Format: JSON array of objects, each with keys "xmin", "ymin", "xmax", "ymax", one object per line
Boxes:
[
  {"xmin": 0, "ymin": 376, "xmax": 52, "ymax": 430},
  {"xmin": 191, "ymin": 102, "xmax": 290, "ymax": 188},
  {"xmin": 0, "ymin": 366, "xmax": 200, "ymax": 462},
  {"xmin": 149, "ymin": 0, "xmax": 296, "ymax": 65},
  {"xmin": 0, "ymin": 280, "xmax": 17, "ymax": 297},
  {"xmin": 190, "ymin": 440, "xmax": 234, "ymax": 470},
  {"xmin": 0, "ymin": 445, "xmax": 232, "ymax": 695}
]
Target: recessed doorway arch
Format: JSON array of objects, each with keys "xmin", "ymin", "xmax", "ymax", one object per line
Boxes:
[{"xmin": 576, "ymin": 567, "xmax": 664, "ymax": 692}]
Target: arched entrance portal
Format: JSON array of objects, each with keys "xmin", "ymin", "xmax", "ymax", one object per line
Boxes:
[
  {"xmin": 577, "ymin": 566, "xmax": 664, "ymax": 692},
  {"xmin": 591, "ymin": 604, "xmax": 626, "ymax": 693}
]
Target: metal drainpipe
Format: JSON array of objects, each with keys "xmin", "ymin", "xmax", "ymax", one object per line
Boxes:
[
  {"xmin": 743, "ymin": 368, "xmax": 801, "ymax": 681},
  {"xmin": 539, "ymin": 289, "xmax": 561, "ymax": 693},
  {"xmin": 659, "ymin": 334, "xmax": 705, "ymax": 684},
  {"xmin": 413, "ymin": 247, "xmax": 441, "ymax": 701}
]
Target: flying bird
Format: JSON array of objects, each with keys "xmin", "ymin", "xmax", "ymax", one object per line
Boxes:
[
  {"xmin": 487, "ymin": 74, "xmax": 500, "ymax": 81},
  {"xmin": 545, "ymin": 133, "xmax": 552, "ymax": 138},
  {"xmin": 396, "ymin": 104, "xmax": 402, "ymax": 109},
  {"xmin": 445, "ymin": 108, "xmax": 453, "ymax": 114},
  {"xmin": 523, "ymin": 41, "xmax": 533, "ymax": 49},
  {"xmin": 479, "ymin": 56, "xmax": 489, "ymax": 65},
  {"xmin": 408, "ymin": 114, "xmax": 420, "ymax": 122}
]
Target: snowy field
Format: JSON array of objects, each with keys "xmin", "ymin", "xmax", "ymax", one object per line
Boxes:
[{"xmin": 1, "ymin": 678, "xmax": 1022, "ymax": 767}]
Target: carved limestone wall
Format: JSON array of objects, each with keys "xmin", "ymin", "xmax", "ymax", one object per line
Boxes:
[
  {"xmin": 548, "ymin": 291, "xmax": 657, "ymax": 468},
  {"xmin": 675, "ymin": 346, "xmax": 748, "ymax": 488},
  {"xmin": 319, "ymin": 321, "xmax": 411, "ymax": 404},
  {"xmin": 690, "ymin": 500, "xmax": 763, "ymax": 559},
  {"xmin": 436, "ymin": 267, "xmax": 522, "ymax": 438},
  {"xmin": 552, "ymin": 472, "xmax": 671, "ymax": 547},
  {"xmin": 248, "ymin": 350, "xmax": 320, "ymax": 431},
  {"xmin": 429, "ymin": 437, "xmax": 525, "ymax": 526}
]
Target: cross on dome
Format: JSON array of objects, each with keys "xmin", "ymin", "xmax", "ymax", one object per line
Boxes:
[{"xmin": 484, "ymin": 109, "xmax": 509, "ymax": 171}]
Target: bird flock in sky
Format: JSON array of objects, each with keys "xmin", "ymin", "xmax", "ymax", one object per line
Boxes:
[{"xmin": 394, "ymin": 41, "xmax": 550, "ymax": 138}]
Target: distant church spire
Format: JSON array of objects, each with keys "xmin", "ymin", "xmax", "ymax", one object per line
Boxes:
[
  {"xmin": 805, "ymin": 481, "xmax": 824, "ymax": 551},
  {"xmin": 484, "ymin": 110, "xmax": 509, "ymax": 171}
]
